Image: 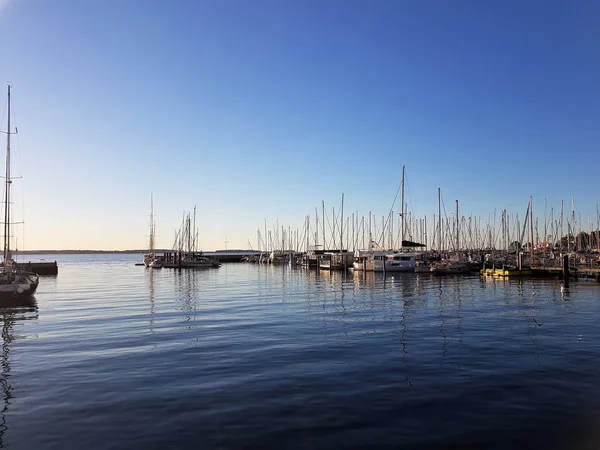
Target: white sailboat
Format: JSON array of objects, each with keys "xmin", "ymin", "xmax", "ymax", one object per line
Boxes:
[
  {"xmin": 352, "ymin": 167, "xmax": 424, "ymax": 273},
  {"xmin": 143, "ymin": 195, "xmax": 162, "ymax": 269},
  {"xmin": 0, "ymin": 85, "xmax": 39, "ymax": 300}
]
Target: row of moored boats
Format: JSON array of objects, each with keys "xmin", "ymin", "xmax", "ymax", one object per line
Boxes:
[{"xmin": 249, "ymin": 248, "xmax": 480, "ymax": 274}]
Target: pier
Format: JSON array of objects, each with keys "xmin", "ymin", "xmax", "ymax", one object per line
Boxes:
[{"xmin": 16, "ymin": 261, "xmax": 58, "ymax": 275}]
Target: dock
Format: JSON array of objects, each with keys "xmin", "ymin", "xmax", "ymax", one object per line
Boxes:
[
  {"xmin": 16, "ymin": 261, "xmax": 58, "ymax": 275},
  {"xmin": 159, "ymin": 250, "xmax": 261, "ymax": 265}
]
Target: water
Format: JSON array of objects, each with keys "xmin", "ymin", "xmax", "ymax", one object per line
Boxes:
[{"xmin": 2, "ymin": 253, "xmax": 600, "ymax": 449}]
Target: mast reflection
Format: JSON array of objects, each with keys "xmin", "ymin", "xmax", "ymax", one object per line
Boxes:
[{"xmin": 0, "ymin": 297, "xmax": 38, "ymax": 446}]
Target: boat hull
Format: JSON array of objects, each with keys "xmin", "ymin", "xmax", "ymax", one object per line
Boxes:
[
  {"xmin": 319, "ymin": 252, "xmax": 354, "ymax": 271},
  {"xmin": 483, "ymin": 268, "xmax": 532, "ymax": 277},
  {"xmin": 354, "ymin": 251, "xmax": 422, "ymax": 272},
  {"xmin": 181, "ymin": 262, "xmax": 215, "ymax": 268},
  {"xmin": 383, "ymin": 261, "xmax": 416, "ymax": 272},
  {"xmin": 431, "ymin": 266, "xmax": 469, "ymax": 275},
  {"xmin": 0, "ymin": 272, "xmax": 38, "ymax": 301}
]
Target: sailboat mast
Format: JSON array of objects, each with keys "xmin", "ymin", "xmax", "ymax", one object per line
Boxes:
[
  {"xmin": 149, "ymin": 194, "xmax": 155, "ymax": 257},
  {"xmin": 193, "ymin": 206, "xmax": 196, "ymax": 252},
  {"xmin": 400, "ymin": 165, "xmax": 405, "ymax": 249},
  {"xmin": 529, "ymin": 196, "xmax": 535, "ymax": 261},
  {"xmin": 438, "ymin": 187, "xmax": 441, "ymax": 252},
  {"xmin": 340, "ymin": 193, "xmax": 344, "ymax": 251},
  {"xmin": 322, "ymin": 201, "xmax": 325, "ymax": 249},
  {"xmin": 456, "ymin": 199, "xmax": 459, "ymax": 251},
  {"xmin": 4, "ymin": 85, "xmax": 12, "ymax": 261}
]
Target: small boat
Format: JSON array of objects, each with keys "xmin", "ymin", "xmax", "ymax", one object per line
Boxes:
[
  {"xmin": 301, "ymin": 247, "xmax": 322, "ymax": 268},
  {"xmin": 148, "ymin": 258, "xmax": 163, "ymax": 269},
  {"xmin": 319, "ymin": 250, "xmax": 353, "ymax": 271},
  {"xmin": 0, "ymin": 85, "xmax": 39, "ymax": 300},
  {"xmin": 0, "ymin": 260, "xmax": 39, "ymax": 299},
  {"xmin": 352, "ymin": 250, "xmax": 422, "ymax": 272},
  {"xmin": 383, "ymin": 251, "xmax": 422, "ymax": 272},
  {"xmin": 166, "ymin": 208, "xmax": 221, "ymax": 269},
  {"xmin": 430, "ymin": 259, "xmax": 469, "ymax": 275},
  {"xmin": 268, "ymin": 250, "xmax": 289, "ymax": 264},
  {"xmin": 180, "ymin": 252, "xmax": 221, "ymax": 268},
  {"xmin": 414, "ymin": 260, "xmax": 432, "ymax": 273},
  {"xmin": 490, "ymin": 267, "xmax": 532, "ymax": 277}
]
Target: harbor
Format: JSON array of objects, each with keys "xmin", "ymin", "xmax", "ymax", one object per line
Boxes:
[
  {"xmin": 2, "ymin": 1, "xmax": 600, "ymax": 447},
  {"xmin": 233, "ymin": 170, "xmax": 600, "ymax": 289}
]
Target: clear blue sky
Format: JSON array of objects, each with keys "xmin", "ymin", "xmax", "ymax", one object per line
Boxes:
[{"xmin": 1, "ymin": 0, "xmax": 598, "ymax": 250}]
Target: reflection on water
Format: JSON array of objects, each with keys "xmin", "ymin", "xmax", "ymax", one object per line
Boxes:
[
  {"xmin": 5, "ymin": 255, "xmax": 600, "ymax": 449},
  {"xmin": 0, "ymin": 298, "xmax": 37, "ymax": 447},
  {"xmin": 146, "ymin": 269, "xmax": 155, "ymax": 334}
]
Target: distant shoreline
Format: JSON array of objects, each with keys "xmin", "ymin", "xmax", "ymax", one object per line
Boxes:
[
  {"xmin": 16, "ymin": 250, "xmax": 148, "ymax": 255},
  {"xmin": 15, "ymin": 249, "xmax": 255, "ymax": 255}
]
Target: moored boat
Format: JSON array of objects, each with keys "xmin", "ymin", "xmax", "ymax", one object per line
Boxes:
[
  {"xmin": 487, "ymin": 267, "xmax": 532, "ymax": 277},
  {"xmin": 352, "ymin": 250, "xmax": 423, "ymax": 272},
  {"xmin": 319, "ymin": 250, "xmax": 353, "ymax": 271},
  {"xmin": 148, "ymin": 258, "xmax": 163, "ymax": 269},
  {"xmin": 430, "ymin": 259, "xmax": 469, "ymax": 275},
  {"xmin": 143, "ymin": 194, "xmax": 163, "ymax": 268},
  {"xmin": 414, "ymin": 260, "xmax": 432, "ymax": 273},
  {"xmin": 180, "ymin": 252, "xmax": 221, "ymax": 268},
  {"xmin": 0, "ymin": 85, "xmax": 39, "ymax": 301}
]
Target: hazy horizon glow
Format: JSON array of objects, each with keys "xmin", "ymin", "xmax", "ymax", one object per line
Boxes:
[{"xmin": 0, "ymin": 1, "xmax": 598, "ymax": 251}]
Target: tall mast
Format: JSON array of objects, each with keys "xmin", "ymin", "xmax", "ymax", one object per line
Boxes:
[
  {"xmin": 306, "ymin": 215, "xmax": 310, "ymax": 252},
  {"xmin": 400, "ymin": 165, "xmax": 405, "ymax": 249},
  {"xmin": 571, "ymin": 195, "xmax": 575, "ymax": 251},
  {"xmin": 322, "ymin": 201, "xmax": 325, "ymax": 249},
  {"xmin": 314, "ymin": 209, "xmax": 318, "ymax": 248},
  {"xmin": 340, "ymin": 193, "xmax": 344, "ymax": 251},
  {"xmin": 187, "ymin": 213, "xmax": 191, "ymax": 253},
  {"xmin": 456, "ymin": 199, "xmax": 459, "ymax": 251},
  {"xmin": 560, "ymin": 200, "xmax": 565, "ymax": 252},
  {"xmin": 149, "ymin": 194, "xmax": 154, "ymax": 257},
  {"xmin": 544, "ymin": 198, "xmax": 548, "ymax": 247},
  {"xmin": 438, "ymin": 187, "xmax": 441, "ymax": 252},
  {"xmin": 529, "ymin": 196, "xmax": 535, "ymax": 262},
  {"xmin": 368, "ymin": 211, "xmax": 372, "ymax": 250},
  {"xmin": 192, "ymin": 206, "xmax": 196, "ymax": 252},
  {"xmin": 4, "ymin": 85, "xmax": 12, "ymax": 261}
]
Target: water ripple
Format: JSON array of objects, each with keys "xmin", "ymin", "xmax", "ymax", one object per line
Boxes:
[{"xmin": 2, "ymin": 254, "xmax": 600, "ymax": 449}]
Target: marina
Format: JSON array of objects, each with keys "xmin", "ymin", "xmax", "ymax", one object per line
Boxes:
[
  {"xmin": 1, "ymin": 2, "xmax": 599, "ymax": 448},
  {"xmin": 244, "ymin": 171, "xmax": 600, "ymax": 286}
]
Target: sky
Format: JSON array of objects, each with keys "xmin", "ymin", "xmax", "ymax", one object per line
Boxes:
[{"xmin": 0, "ymin": 0, "xmax": 598, "ymax": 250}]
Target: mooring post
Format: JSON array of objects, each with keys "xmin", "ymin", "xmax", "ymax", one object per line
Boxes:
[{"xmin": 562, "ymin": 254, "xmax": 570, "ymax": 287}]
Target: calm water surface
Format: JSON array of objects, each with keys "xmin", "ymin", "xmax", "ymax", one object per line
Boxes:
[{"xmin": 2, "ymin": 253, "xmax": 600, "ymax": 449}]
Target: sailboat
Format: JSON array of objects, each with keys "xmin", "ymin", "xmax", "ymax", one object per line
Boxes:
[
  {"xmin": 0, "ymin": 85, "xmax": 39, "ymax": 299},
  {"xmin": 143, "ymin": 195, "xmax": 162, "ymax": 269}
]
